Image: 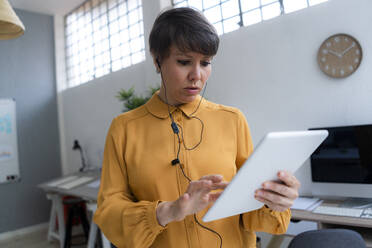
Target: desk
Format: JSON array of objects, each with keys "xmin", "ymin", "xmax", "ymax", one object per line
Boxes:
[
  {"xmin": 38, "ymin": 170, "xmax": 109, "ymax": 248},
  {"xmin": 290, "ymin": 199, "xmax": 372, "ymax": 248}
]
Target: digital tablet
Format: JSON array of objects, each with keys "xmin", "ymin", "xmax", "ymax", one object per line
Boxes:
[{"xmin": 202, "ymin": 130, "xmax": 328, "ymax": 222}]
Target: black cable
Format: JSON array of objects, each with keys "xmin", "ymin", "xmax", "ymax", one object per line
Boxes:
[
  {"xmin": 176, "ymin": 135, "xmax": 222, "ymax": 248},
  {"xmin": 158, "ymin": 62, "xmax": 222, "ymax": 248},
  {"xmin": 194, "ymin": 214, "xmax": 222, "ymax": 248}
]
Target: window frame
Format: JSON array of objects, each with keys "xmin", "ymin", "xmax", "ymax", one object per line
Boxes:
[{"xmin": 64, "ymin": 0, "xmax": 145, "ymax": 88}]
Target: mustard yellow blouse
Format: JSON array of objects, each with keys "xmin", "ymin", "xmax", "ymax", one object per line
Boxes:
[{"xmin": 94, "ymin": 93, "xmax": 291, "ymax": 248}]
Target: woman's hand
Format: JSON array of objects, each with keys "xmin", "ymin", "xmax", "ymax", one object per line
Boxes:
[
  {"xmin": 156, "ymin": 174, "xmax": 227, "ymax": 226},
  {"xmin": 254, "ymin": 171, "xmax": 300, "ymax": 212}
]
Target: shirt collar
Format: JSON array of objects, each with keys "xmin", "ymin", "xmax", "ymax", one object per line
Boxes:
[{"xmin": 145, "ymin": 91, "xmax": 204, "ymax": 119}]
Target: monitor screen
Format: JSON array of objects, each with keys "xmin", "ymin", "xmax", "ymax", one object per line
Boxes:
[{"xmin": 310, "ymin": 125, "xmax": 372, "ymax": 184}]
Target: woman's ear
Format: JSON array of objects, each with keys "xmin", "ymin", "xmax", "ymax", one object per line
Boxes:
[{"xmin": 152, "ymin": 56, "xmax": 161, "ymax": 73}]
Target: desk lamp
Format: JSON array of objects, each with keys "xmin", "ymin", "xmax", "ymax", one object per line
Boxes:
[
  {"xmin": 0, "ymin": 0, "xmax": 25, "ymax": 40},
  {"xmin": 73, "ymin": 140, "xmax": 88, "ymax": 172}
]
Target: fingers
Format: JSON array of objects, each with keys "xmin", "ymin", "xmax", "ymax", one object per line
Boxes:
[
  {"xmin": 187, "ymin": 175, "xmax": 227, "ymax": 195},
  {"xmin": 187, "ymin": 180, "xmax": 213, "ymax": 195},
  {"xmin": 254, "ymin": 195, "xmax": 288, "ymax": 212},
  {"xmin": 200, "ymin": 174, "xmax": 228, "ymax": 190},
  {"xmin": 277, "ymin": 171, "xmax": 301, "ymax": 190},
  {"xmin": 255, "ymin": 171, "xmax": 301, "ymax": 211},
  {"xmin": 261, "ymin": 181, "xmax": 298, "ymax": 200},
  {"xmin": 208, "ymin": 191, "xmax": 223, "ymax": 202},
  {"xmin": 255, "ymin": 188, "xmax": 294, "ymax": 208},
  {"xmin": 200, "ymin": 174, "xmax": 224, "ymax": 183}
]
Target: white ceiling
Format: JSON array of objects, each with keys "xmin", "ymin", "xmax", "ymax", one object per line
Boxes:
[{"xmin": 9, "ymin": 0, "xmax": 87, "ymax": 15}]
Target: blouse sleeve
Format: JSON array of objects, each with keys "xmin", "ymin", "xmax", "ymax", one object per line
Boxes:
[
  {"xmin": 235, "ymin": 110, "xmax": 291, "ymax": 234},
  {"xmin": 93, "ymin": 117, "xmax": 166, "ymax": 248}
]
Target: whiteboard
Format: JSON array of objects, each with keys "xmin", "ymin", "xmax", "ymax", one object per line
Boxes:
[{"xmin": 0, "ymin": 99, "xmax": 20, "ymax": 184}]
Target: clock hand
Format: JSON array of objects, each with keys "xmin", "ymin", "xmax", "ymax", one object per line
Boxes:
[
  {"xmin": 328, "ymin": 49, "xmax": 342, "ymax": 58},
  {"xmin": 341, "ymin": 43, "xmax": 355, "ymax": 56}
]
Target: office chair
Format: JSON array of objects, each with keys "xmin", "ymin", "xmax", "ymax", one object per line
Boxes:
[{"xmin": 288, "ymin": 229, "xmax": 366, "ymax": 248}]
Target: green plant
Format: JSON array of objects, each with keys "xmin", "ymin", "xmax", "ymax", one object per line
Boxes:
[{"xmin": 116, "ymin": 85, "xmax": 160, "ymax": 112}]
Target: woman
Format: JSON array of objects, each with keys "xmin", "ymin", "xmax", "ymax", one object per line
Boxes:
[{"xmin": 94, "ymin": 7, "xmax": 300, "ymax": 248}]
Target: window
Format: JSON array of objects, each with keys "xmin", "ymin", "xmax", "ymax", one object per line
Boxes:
[
  {"xmin": 65, "ymin": 0, "xmax": 145, "ymax": 88},
  {"xmin": 172, "ymin": 0, "xmax": 328, "ymax": 35}
]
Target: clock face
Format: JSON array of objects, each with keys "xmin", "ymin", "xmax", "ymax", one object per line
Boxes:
[{"xmin": 317, "ymin": 34, "xmax": 362, "ymax": 78}]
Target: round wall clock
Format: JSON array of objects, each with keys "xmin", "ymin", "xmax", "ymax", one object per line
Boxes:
[{"xmin": 317, "ymin": 33, "xmax": 362, "ymax": 78}]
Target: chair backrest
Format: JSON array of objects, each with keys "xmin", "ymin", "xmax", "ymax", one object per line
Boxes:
[{"xmin": 288, "ymin": 229, "xmax": 366, "ymax": 248}]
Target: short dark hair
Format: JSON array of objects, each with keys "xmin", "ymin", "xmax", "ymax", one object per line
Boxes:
[{"xmin": 149, "ymin": 7, "xmax": 219, "ymax": 62}]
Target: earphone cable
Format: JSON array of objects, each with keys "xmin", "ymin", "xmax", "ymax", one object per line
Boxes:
[{"xmin": 158, "ymin": 62, "xmax": 222, "ymax": 248}]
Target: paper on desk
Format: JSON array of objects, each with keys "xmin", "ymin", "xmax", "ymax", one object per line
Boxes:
[
  {"xmin": 46, "ymin": 176, "xmax": 79, "ymax": 187},
  {"xmin": 58, "ymin": 176, "xmax": 94, "ymax": 190},
  {"xmin": 86, "ymin": 179, "xmax": 100, "ymax": 188},
  {"xmin": 291, "ymin": 197, "xmax": 323, "ymax": 210}
]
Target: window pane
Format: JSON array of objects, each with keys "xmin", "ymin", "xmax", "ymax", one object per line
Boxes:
[
  {"xmin": 174, "ymin": 1, "xmax": 188, "ymax": 7},
  {"xmin": 108, "ymin": 0, "xmax": 117, "ymax": 9},
  {"xmin": 127, "ymin": 0, "xmax": 138, "ymax": 11},
  {"xmin": 120, "ymin": 43, "xmax": 130, "ymax": 57},
  {"xmin": 240, "ymin": 0, "xmax": 260, "ymax": 11},
  {"xmin": 102, "ymin": 51, "xmax": 110, "ymax": 64},
  {"xmin": 93, "ymin": 18, "xmax": 100, "ymax": 31},
  {"xmin": 222, "ymin": 16, "xmax": 240, "ymax": 34},
  {"xmin": 262, "ymin": 2, "xmax": 281, "ymax": 20},
  {"xmin": 122, "ymin": 56, "xmax": 131, "ymax": 67},
  {"xmin": 261, "ymin": 0, "xmax": 278, "ymax": 5},
  {"xmin": 99, "ymin": 2, "xmax": 107, "ymax": 14},
  {"xmin": 94, "ymin": 43, "xmax": 102, "ymax": 55},
  {"xmin": 111, "ymin": 33, "xmax": 121, "ymax": 48},
  {"xmin": 129, "ymin": 23, "xmax": 141, "ymax": 39},
  {"xmin": 204, "ymin": 5, "xmax": 222, "ymax": 24},
  {"xmin": 213, "ymin": 22, "xmax": 223, "ymax": 35},
  {"xmin": 283, "ymin": 0, "xmax": 307, "ymax": 14},
  {"xmin": 101, "ymin": 27, "xmax": 109, "ymax": 40},
  {"xmin": 203, "ymin": 0, "xmax": 220, "ymax": 9},
  {"xmin": 221, "ymin": 0, "xmax": 239, "ymax": 19},
  {"xmin": 173, "ymin": 0, "xmax": 185, "ymax": 4},
  {"xmin": 64, "ymin": 0, "xmax": 144, "ymax": 88},
  {"xmin": 187, "ymin": 0, "xmax": 203, "ymax": 11},
  {"xmin": 243, "ymin": 9, "xmax": 261, "ymax": 26},
  {"xmin": 112, "ymin": 59, "xmax": 122, "ymax": 71},
  {"xmin": 132, "ymin": 51, "xmax": 144, "ymax": 64},
  {"xmin": 309, "ymin": 0, "xmax": 328, "ymax": 6},
  {"xmin": 119, "ymin": 16, "xmax": 129, "ymax": 29},
  {"xmin": 118, "ymin": 2, "xmax": 128, "ymax": 15},
  {"xmin": 130, "ymin": 37, "xmax": 142, "ymax": 53},
  {"xmin": 128, "ymin": 9, "xmax": 139, "ymax": 25},
  {"xmin": 109, "ymin": 7, "xmax": 118, "ymax": 21},
  {"xmin": 101, "ymin": 39, "xmax": 110, "ymax": 52},
  {"xmin": 109, "ymin": 20, "xmax": 119, "ymax": 35},
  {"xmin": 120, "ymin": 29, "xmax": 130, "ymax": 43},
  {"xmin": 111, "ymin": 46, "xmax": 122, "ymax": 60},
  {"xmin": 100, "ymin": 15, "xmax": 108, "ymax": 27}
]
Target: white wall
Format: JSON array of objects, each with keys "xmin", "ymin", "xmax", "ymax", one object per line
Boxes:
[
  {"xmin": 57, "ymin": 0, "xmax": 372, "ymax": 196},
  {"xmin": 208, "ymin": 0, "xmax": 372, "ymax": 194}
]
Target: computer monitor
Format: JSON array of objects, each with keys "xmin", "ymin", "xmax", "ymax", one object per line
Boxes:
[{"xmin": 310, "ymin": 124, "xmax": 372, "ymax": 204}]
